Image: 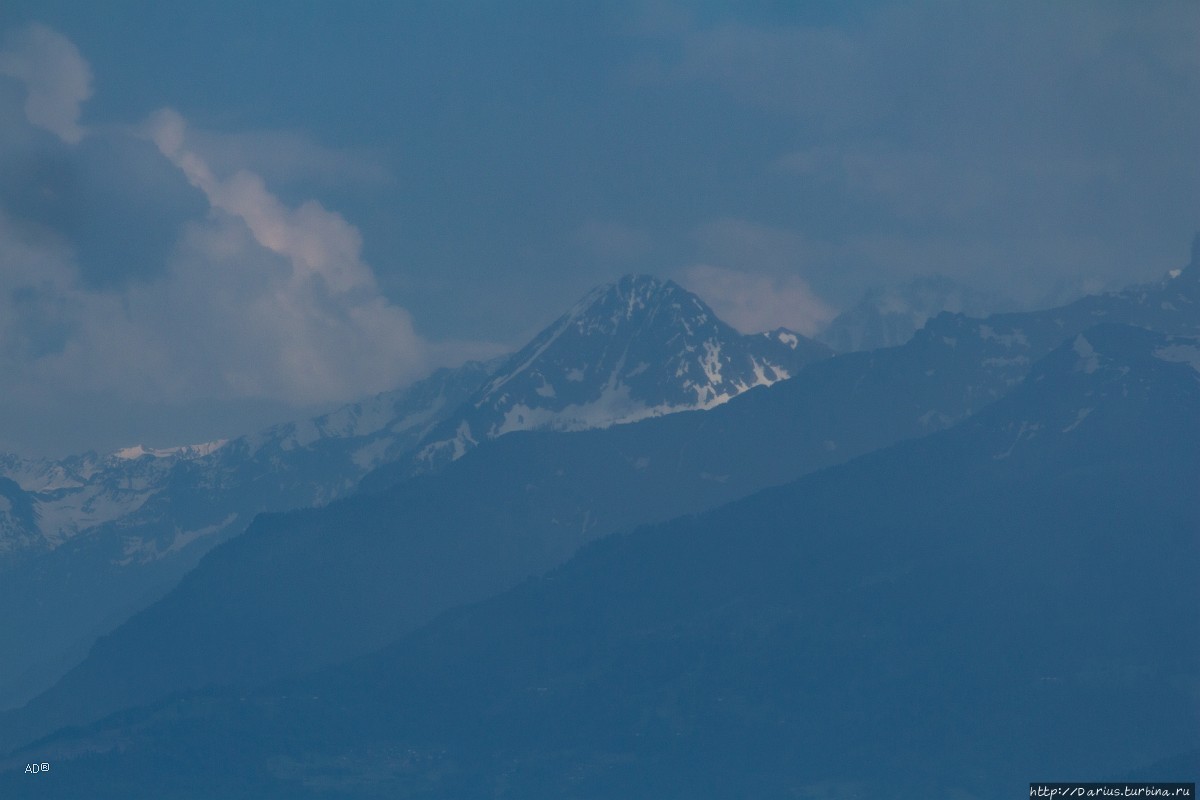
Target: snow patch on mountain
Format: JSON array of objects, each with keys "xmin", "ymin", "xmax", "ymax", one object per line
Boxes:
[
  {"xmin": 993, "ymin": 421, "xmax": 1041, "ymax": 460},
  {"xmin": 117, "ymin": 513, "xmax": 239, "ymax": 566},
  {"xmin": 1061, "ymin": 407, "xmax": 1093, "ymax": 433},
  {"xmin": 1073, "ymin": 335, "xmax": 1100, "ymax": 374},
  {"xmin": 1154, "ymin": 343, "xmax": 1200, "ymax": 372},
  {"xmin": 0, "ymin": 360, "xmax": 499, "ymax": 559},
  {"xmin": 770, "ymin": 329, "xmax": 800, "ymax": 349},
  {"xmin": 113, "ymin": 439, "xmax": 229, "ymax": 461},
  {"xmin": 407, "ymin": 275, "xmax": 832, "ymax": 472}
]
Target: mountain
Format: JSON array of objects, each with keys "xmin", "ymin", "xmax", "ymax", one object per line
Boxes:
[
  {"xmin": 0, "ymin": 274, "xmax": 831, "ymax": 711},
  {"xmin": 7, "ymin": 323, "xmax": 1195, "ymax": 799},
  {"xmin": 0, "ymin": 359, "xmax": 496, "ymax": 709},
  {"xmin": 819, "ymin": 274, "xmax": 1014, "ymax": 353},
  {"xmin": 5, "ymin": 246, "xmax": 1198, "ymax": 752},
  {"xmin": 0, "ymin": 478, "xmax": 38, "ymax": 557},
  {"xmin": 402, "ymin": 274, "xmax": 831, "ymax": 475},
  {"xmin": 0, "ymin": 359, "xmax": 498, "ymax": 559}
]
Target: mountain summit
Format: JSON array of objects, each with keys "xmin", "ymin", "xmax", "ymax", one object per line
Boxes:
[
  {"xmin": 818, "ymin": 274, "xmax": 1010, "ymax": 353},
  {"xmin": 10, "ymin": 322, "xmax": 1196, "ymax": 799},
  {"xmin": 411, "ymin": 274, "xmax": 831, "ymax": 470}
]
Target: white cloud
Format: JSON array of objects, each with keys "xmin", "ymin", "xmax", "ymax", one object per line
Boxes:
[
  {"xmin": 0, "ymin": 27, "xmax": 477, "ymax": 454},
  {"xmin": 678, "ymin": 263, "xmax": 835, "ymax": 337},
  {"xmin": 126, "ymin": 106, "xmax": 427, "ymax": 404},
  {"xmin": 0, "ymin": 23, "xmax": 92, "ymax": 144},
  {"xmin": 0, "ymin": 100, "xmax": 431, "ymax": 410},
  {"xmin": 0, "ymin": 131, "xmax": 431, "ymax": 448},
  {"xmin": 0, "ymin": 208, "xmax": 159, "ymax": 397},
  {"xmin": 148, "ymin": 109, "xmax": 381, "ymax": 296},
  {"xmin": 185, "ymin": 128, "xmax": 391, "ymax": 191}
]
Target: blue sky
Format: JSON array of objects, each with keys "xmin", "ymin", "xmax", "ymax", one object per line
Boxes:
[{"xmin": 0, "ymin": 1, "xmax": 1197, "ymax": 456}]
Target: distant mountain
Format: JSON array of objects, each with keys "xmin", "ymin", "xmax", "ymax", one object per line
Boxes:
[
  {"xmin": 0, "ymin": 274, "xmax": 832, "ymax": 711},
  {"xmin": 0, "ymin": 274, "xmax": 826, "ymax": 714},
  {"xmin": 0, "ymin": 359, "xmax": 498, "ymax": 559},
  {"xmin": 8, "ymin": 322, "xmax": 1195, "ymax": 799},
  {"xmin": 403, "ymin": 274, "xmax": 831, "ymax": 475},
  {"xmin": 0, "ymin": 478, "xmax": 38, "ymax": 557},
  {"xmin": 0, "ymin": 359, "xmax": 496, "ymax": 709},
  {"xmin": 7, "ymin": 246, "xmax": 1197, "ymax": 752},
  {"xmin": 819, "ymin": 274, "xmax": 1013, "ymax": 353}
]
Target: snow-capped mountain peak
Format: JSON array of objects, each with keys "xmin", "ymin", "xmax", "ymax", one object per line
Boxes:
[
  {"xmin": 111, "ymin": 440, "xmax": 229, "ymax": 461},
  {"xmin": 566, "ymin": 273, "xmax": 683, "ymax": 330},
  {"xmin": 411, "ymin": 274, "xmax": 833, "ymax": 471}
]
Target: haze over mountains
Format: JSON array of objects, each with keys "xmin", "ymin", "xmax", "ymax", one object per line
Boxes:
[
  {"xmin": 1, "ymin": 242, "xmax": 1198, "ymax": 797},
  {"xmin": 0, "ymin": 360, "xmax": 496, "ymax": 709},
  {"xmin": 377, "ymin": 274, "xmax": 831, "ymax": 480},
  {"xmin": 0, "ymin": 4, "xmax": 1195, "ymax": 797},
  {"xmin": 817, "ymin": 274, "xmax": 1014, "ymax": 353},
  {"xmin": 0, "ymin": 275, "xmax": 828, "ymax": 710},
  {"xmin": 4, "ymin": 293, "xmax": 1198, "ymax": 798}
]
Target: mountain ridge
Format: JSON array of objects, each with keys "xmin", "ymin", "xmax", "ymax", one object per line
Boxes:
[
  {"xmin": 0, "ymin": 359, "xmax": 498, "ymax": 708},
  {"xmin": 405, "ymin": 274, "xmax": 831, "ymax": 474},
  {"xmin": 6, "ymin": 322, "xmax": 1195, "ymax": 799},
  {"xmin": 0, "ymin": 272, "xmax": 826, "ymax": 712},
  {"xmin": 5, "ymin": 247, "xmax": 1198, "ymax": 749}
]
